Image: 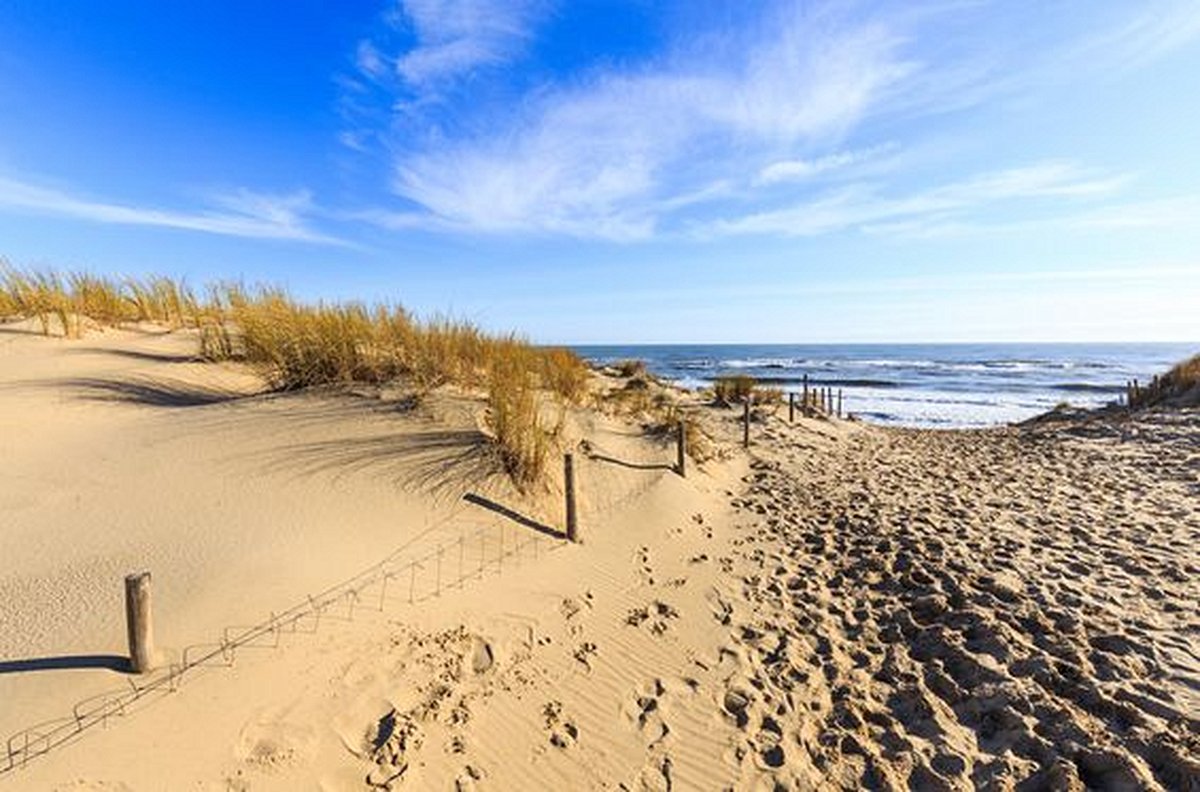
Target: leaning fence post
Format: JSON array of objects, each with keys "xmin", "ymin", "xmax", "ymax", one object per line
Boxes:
[
  {"xmin": 125, "ymin": 572, "xmax": 154, "ymax": 674},
  {"xmin": 676, "ymin": 420, "xmax": 687, "ymax": 478},
  {"xmin": 564, "ymin": 453, "xmax": 578, "ymax": 542},
  {"xmin": 742, "ymin": 396, "xmax": 749, "ymax": 446}
]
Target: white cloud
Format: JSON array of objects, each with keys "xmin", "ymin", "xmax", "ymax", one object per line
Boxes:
[
  {"xmin": 711, "ymin": 162, "xmax": 1130, "ymax": 238},
  {"xmin": 0, "ymin": 176, "xmax": 343, "ymax": 244},
  {"xmin": 1067, "ymin": 0, "xmax": 1200, "ymax": 71},
  {"xmin": 757, "ymin": 145, "xmax": 896, "ymax": 185},
  {"xmin": 385, "ymin": 0, "xmax": 546, "ymax": 87}
]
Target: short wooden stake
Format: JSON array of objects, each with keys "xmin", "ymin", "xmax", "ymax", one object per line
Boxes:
[
  {"xmin": 742, "ymin": 396, "xmax": 751, "ymax": 447},
  {"xmin": 124, "ymin": 572, "xmax": 154, "ymax": 674},
  {"xmin": 788, "ymin": 392, "xmax": 795, "ymax": 423},
  {"xmin": 837, "ymin": 389, "xmax": 843, "ymax": 418},
  {"xmin": 564, "ymin": 453, "xmax": 578, "ymax": 542},
  {"xmin": 676, "ymin": 420, "xmax": 687, "ymax": 477}
]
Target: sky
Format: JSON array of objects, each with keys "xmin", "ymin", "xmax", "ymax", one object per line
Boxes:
[{"xmin": 1, "ymin": 0, "xmax": 1199, "ymax": 344}]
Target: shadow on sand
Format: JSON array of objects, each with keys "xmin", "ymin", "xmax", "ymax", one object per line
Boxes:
[
  {"xmin": 262, "ymin": 429, "xmax": 497, "ymax": 496},
  {"xmin": 0, "ymin": 654, "xmax": 130, "ymax": 675},
  {"xmin": 462, "ymin": 492, "xmax": 564, "ymax": 539},
  {"xmin": 56, "ymin": 376, "xmax": 248, "ymax": 408}
]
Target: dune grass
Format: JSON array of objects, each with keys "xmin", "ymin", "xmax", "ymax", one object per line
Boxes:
[
  {"xmin": 0, "ymin": 265, "xmax": 591, "ymax": 487},
  {"xmin": 1133, "ymin": 353, "xmax": 1200, "ymax": 408},
  {"xmin": 712, "ymin": 374, "xmax": 756, "ymax": 405},
  {"xmin": 0, "ymin": 264, "xmax": 199, "ymax": 337}
]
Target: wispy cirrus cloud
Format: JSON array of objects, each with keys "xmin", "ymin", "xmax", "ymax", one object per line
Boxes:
[
  {"xmin": 710, "ymin": 162, "xmax": 1128, "ymax": 238},
  {"xmin": 351, "ymin": 0, "xmax": 548, "ymax": 93},
  {"xmin": 385, "ymin": 3, "xmax": 915, "ymax": 238},
  {"xmin": 392, "ymin": 0, "xmax": 547, "ymax": 87},
  {"xmin": 0, "ymin": 175, "xmax": 344, "ymax": 244}
]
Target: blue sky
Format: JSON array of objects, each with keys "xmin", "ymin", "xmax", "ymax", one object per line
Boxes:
[{"xmin": 1, "ymin": 0, "xmax": 1198, "ymax": 343}]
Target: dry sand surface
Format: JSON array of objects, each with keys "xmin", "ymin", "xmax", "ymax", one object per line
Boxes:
[{"xmin": 1, "ymin": 324, "xmax": 1198, "ymax": 790}]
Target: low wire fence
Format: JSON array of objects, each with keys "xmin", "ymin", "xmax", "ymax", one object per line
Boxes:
[
  {"xmin": 2, "ymin": 427, "xmax": 696, "ymax": 776},
  {"xmin": 2, "ymin": 503, "xmax": 566, "ymax": 775}
]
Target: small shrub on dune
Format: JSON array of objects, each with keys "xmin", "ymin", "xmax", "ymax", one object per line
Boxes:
[
  {"xmin": 613, "ymin": 359, "xmax": 646, "ymax": 378},
  {"xmin": 713, "ymin": 375, "xmax": 756, "ymax": 405},
  {"xmin": 1135, "ymin": 353, "xmax": 1200, "ymax": 408}
]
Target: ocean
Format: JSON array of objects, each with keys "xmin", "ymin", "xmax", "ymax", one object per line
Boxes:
[{"xmin": 572, "ymin": 343, "xmax": 1198, "ymax": 429}]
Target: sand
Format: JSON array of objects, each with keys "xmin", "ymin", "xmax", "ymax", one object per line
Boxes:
[{"xmin": 1, "ymin": 323, "xmax": 1198, "ymax": 790}]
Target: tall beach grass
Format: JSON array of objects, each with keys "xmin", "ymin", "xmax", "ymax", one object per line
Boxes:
[{"xmin": 0, "ymin": 266, "xmax": 589, "ymax": 487}]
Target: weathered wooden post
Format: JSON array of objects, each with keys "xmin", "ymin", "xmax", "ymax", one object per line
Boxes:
[
  {"xmin": 837, "ymin": 389, "xmax": 843, "ymax": 418},
  {"xmin": 802, "ymin": 375, "xmax": 809, "ymax": 414},
  {"xmin": 564, "ymin": 453, "xmax": 578, "ymax": 542},
  {"xmin": 124, "ymin": 572, "xmax": 154, "ymax": 674},
  {"xmin": 788, "ymin": 392, "xmax": 795, "ymax": 423},
  {"xmin": 742, "ymin": 396, "xmax": 750, "ymax": 446},
  {"xmin": 676, "ymin": 419, "xmax": 687, "ymax": 478}
]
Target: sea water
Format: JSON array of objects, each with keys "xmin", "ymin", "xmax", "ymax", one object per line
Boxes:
[{"xmin": 572, "ymin": 343, "xmax": 1197, "ymax": 429}]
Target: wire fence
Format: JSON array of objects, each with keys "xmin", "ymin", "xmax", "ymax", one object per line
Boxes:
[
  {"xmin": 0, "ymin": 433, "xmax": 690, "ymax": 776},
  {"xmin": 1, "ymin": 501, "xmax": 568, "ymax": 775}
]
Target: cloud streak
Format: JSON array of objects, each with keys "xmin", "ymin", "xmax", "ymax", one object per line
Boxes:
[
  {"xmin": 0, "ymin": 176, "xmax": 343, "ymax": 244},
  {"xmin": 709, "ymin": 162, "xmax": 1129, "ymax": 238}
]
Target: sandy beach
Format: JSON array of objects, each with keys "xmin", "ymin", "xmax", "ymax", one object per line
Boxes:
[{"xmin": 2, "ymin": 324, "xmax": 1198, "ymax": 790}]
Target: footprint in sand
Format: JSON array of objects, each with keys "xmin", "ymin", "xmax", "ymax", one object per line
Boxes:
[
  {"xmin": 365, "ymin": 707, "xmax": 421, "ymax": 788},
  {"xmin": 626, "ymin": 600, "xmax": 680, "ymax": 636},
  {"xmin": 542, "ymin": 700, "xmax": 580, "ymax": 749},
  {"xmin": 573, "ymin": 641, "xmax": 598, "ymax": 673},
  {"xmin": 235, "ymin": 718, "xmax": 316, "ymax": 774},
  {"xmin": 624, "ymin": 678, "xmax": 670, "ymax": 747}
]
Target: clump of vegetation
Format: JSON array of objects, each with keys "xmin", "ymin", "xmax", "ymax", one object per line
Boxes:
[
  {"xmin": 483, "ymin": 348, "xmax": 549, "ymax": 489},
  {"xmin": 612, "ymin": 359, "xmax": 646, "ymax": 378},
  {"xmin": 1, "ymin": 264, "xmax": 202, "ymax": 337},
  {"xmin": 712, "ymin": 375, "xmax": 756, "ymax": 405},
  {"xmin": 1130, "ymin": 353, "xmax": 1200, "ymax": 409},
  {"xmin": 540, "ymin": 347, "xmax": 590, "ymax": 407},
  {"xmin": 756, "ymin": 386, "xmax": 784, "ymax": 405}
]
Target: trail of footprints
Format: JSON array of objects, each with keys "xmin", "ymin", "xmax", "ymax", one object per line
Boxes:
[{"xmin": 718, "ymin": 421, "xmax": 1200, "ymax": 790}]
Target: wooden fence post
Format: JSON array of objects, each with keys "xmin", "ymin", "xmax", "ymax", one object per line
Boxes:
[
  {"xmin": 676, "ymin": 419, "xmax": 687, "ymax": 478},
  {"xmin": 837, "ymin": 389, "xmax": 843, "ymax": 418},
  {"xmin": 788, "ymin": 392, "xmax": 795, "ymax": 423},
  {"xmin": 802, "ymin": 375, "xmax": 809, "ymax": 414},
  {"xmin": 125, "ymin": 572, "xmax": 154, "ymax": 674},
  {"xmin": 743, "ymin": 396, "xmax": 751, "ymax": 448},
  {"xmin": 564, "ymin": 453, "xmax": 578, "ymax": 542}
]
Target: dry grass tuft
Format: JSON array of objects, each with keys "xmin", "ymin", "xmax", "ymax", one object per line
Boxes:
[
  {"xmin": 483, "ymin": 347, "xmax": 549, "ymax": 489},
  {"xmin": 612, "ymin": 359, "xmax": 646, "ymax": 378},
  {"xmin": 1133, "ymin": 353, "xmax": 1200, "ymax": 408},
  {"xmin": 712, "ymin": 374, "xmax": 756, "ymax": 405}
]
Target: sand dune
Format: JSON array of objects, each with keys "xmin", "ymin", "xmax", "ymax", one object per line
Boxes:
[{"xmin": 2, "ymin": 325, "xmax": 1198, "ymax": 789}]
